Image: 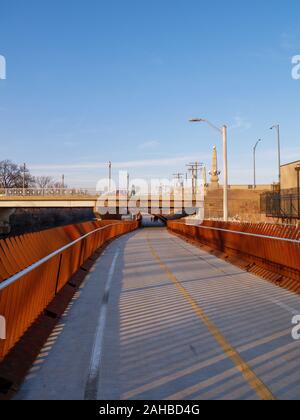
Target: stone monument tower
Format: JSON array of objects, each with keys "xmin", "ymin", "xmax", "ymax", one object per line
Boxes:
[{"xmin": 209, "ymin": 146, "xmax": 220, "ymax": 190}]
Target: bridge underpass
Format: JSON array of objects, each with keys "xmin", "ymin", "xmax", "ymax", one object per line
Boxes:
[
  {"xmin": 11, "ymin": 225, "xmax": 300, "ymax": 401},
  {"xmin": 0, "ymin": 194, "xmax": 192, "ymax": 235},
  {"xmin": 140, "ymin": 214, "xmax": 166, "ymax": 228}
]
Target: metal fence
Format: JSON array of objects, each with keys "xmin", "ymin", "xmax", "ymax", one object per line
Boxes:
[
  {"xmin": 261, "ymin": 192, "xmax": 300, "ymax": 220},
  {"xmin": 0, "ymin": 220, "xmax": 138, "ymax": 360}
]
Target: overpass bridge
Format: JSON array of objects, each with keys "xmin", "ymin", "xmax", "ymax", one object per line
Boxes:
[
  {"xmin": 0, "ymin": 189, "xmax": 200, "ymax": 234},
  {"xmin": 0, "ymin": 189, "xmax": 200, "ymax": 213},
  {"xmin": 0, "ymin": 220, "xmax": 300, "ymax": 400}
]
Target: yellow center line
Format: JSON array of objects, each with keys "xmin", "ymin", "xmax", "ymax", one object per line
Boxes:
[{"xmin": 147, "ymin": 236, "xmax": 276, "ymax": 401}]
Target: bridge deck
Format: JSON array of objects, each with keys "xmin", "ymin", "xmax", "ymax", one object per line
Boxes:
[{"xmin": 16, "ymin": 228, "xmax": 300, "ymax": 400}]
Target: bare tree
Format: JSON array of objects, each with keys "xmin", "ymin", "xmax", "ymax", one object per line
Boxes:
[
  {"xmin": 0, "ymin": 160, "xmax": 34, "ymax": 189},
  {"xmin": 53, "ymin": 181, "xmax": 68, "ymax": 189},
  {"xmin": 34, "ymin": 176, "xmax": 54, "ymax": 189}
]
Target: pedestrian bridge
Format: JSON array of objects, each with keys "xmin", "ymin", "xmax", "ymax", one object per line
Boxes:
[{"xmin": 0, "ymin": 220, "xmax": 300, "ymax": 400}]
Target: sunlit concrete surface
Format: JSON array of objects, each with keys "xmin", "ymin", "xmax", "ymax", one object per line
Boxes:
[{"xmin": 16, "ymin": 228, "xmax": 300, "ymax": 400}]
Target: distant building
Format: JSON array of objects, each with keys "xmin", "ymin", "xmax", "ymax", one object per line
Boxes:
[
  {"xmin": 261, "ymin": 159, "xmax": 300, "ymax": 223},
  {"xmin": 281, "ymin": 160, "xmax": 300, "ymax": 193}
]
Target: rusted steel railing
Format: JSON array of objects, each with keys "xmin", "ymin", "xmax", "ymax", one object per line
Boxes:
[
  {"xmin": 0, "ymin": 220, "xmax": 138, "ymax": 360},
  {"xmin": 168, "ymin": 220, "xmax": 300, "ymax": 283}
]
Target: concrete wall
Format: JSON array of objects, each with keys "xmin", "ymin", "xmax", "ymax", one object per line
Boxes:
[{"xmin": 204, "ymin": 188, "xmax": 270, "ymax": 222}]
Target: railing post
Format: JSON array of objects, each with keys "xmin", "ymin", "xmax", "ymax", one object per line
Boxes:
[
  {"xmin": 81, "ymin": 237, "xmax": 86, "ymax": 266},
  {"xmin": 54, "ymin": 254, "xmax": 63, "ymax": 295}
]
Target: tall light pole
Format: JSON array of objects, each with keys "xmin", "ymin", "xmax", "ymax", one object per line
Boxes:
[
  {"xmin": 270, "ymin": 124, "xmax": 281, "ymax": 189},
  {"xmin": 108, "ymin": 161, "xmax": 112, "ymax": 193},
  {"xmin": 189, "ymin": 118, "xmax": 229, "ymax": 221},
  {"xmin": 253, "ymin": 139, "xmax": 262, "ymax": 189}
]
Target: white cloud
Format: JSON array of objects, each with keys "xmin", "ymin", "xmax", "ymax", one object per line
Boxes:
[
  {"xmin": 138, "ymin": 141, "xmax": 160, "ymax": 150},
  {"xmin": 230, "ymin": 115, "xmax": 252, "ymax": 131},
  {"xmin": 29, "ymin": 154, "xmax": 211, "ymax": 172}
]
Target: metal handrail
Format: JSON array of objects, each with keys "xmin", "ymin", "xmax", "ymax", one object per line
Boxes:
[
  {"xmin": 0, "ymin": 223, "xmax": 122, "ymax": 292},
  {"xmin": 1, "ymin": 188, "xmax": 99, "ymax": 197},
  {"xmin": 183, "ymin": 223, "xmax": 300, "ymax": 244}
]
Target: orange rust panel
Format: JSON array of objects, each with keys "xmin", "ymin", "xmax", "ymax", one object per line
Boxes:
[{"xmin": 0, "ymin": 220, "xmax": 138, "ymax": 360}]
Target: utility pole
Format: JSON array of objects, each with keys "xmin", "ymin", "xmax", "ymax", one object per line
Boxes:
[
  {"xmin": 62, "ymin": 174, "xmax": 65, "ymax": 189},
  {"xmin": 127, "ymin": 172, "xmax": 130, "ymax": 214},
  {"xmin": 186, "ymin": 162, "xmax": 203, "ymax": 196},
  {"xmin": 127, "ymin": 173, "xmax": 130, "ymax": 194},
  {"xmin": 201, "ymin": 165, "xmax": 207, "ymax": 187},
  {"xmin": 186, "ymin": 164, "xmax": 195, "ymax": 196},
  {"xmin": 173, "ymin": 173, "xmax": 184, "ymax": 187},
  {"xmin": 22, "ymin": 163, "xmax": 26, "ymax": 196},
  {"xmin": 108, "ymin": 161, "xmax": 112, "ymax": 193}
]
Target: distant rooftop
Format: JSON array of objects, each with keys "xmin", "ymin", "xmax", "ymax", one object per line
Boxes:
[{"xmin": 281, "ymin": 160, "xmax": 300, "ymax": 168}]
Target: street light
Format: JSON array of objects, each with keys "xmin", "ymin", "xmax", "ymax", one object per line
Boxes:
[
  {"xmin": 253, "ymin": 139, "xmax": 262, "ymax": 189},
  {"xmin": 189, "ymin": 118, "xmax": 229, "ymax": 222},
  {"xmin": 270, "ymin": 124, "xmax": 281, "ymax": 189}
]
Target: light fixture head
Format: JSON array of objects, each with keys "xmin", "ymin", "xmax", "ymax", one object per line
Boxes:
[{"xmin": 189, "ymin": 118, "xmax": 205, "ymax": 123}]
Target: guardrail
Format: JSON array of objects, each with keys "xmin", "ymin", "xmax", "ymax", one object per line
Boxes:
[
  {"xmin": 0, "ymin": 220, "xmax": 138, "ymax": 360},
  {"xmin": 0, "ymin": 188, "xmax": 99, "ymax": 197},
  {"xmin": 167, "ymin": 220, "xmax": 300, "ymax": 283}
]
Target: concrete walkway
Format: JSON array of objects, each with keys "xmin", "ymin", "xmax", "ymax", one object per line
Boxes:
[{"xmin": 16, "ymin": 228, "xmax": 300, "ymax": 400}]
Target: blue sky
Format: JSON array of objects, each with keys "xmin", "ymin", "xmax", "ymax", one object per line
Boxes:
[{"xmin": 0, "ymin": 0, "xmax": 300, "ymax": 187}]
